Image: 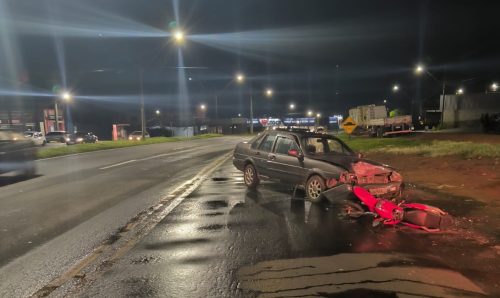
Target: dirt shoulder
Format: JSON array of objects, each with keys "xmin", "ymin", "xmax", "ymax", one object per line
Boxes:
[
  {"xmin": 413, "ymin": 132, "xmax": 500, "ymax": 144},
  {"xmin": 367, "ymin": 152, "xmax": 500, "ymax": 206}
]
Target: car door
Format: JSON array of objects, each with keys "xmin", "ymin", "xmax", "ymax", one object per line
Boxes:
[
  {"xmin": 251, "ymin": 133, "xmax": 276, "ymax": 177},
  {"xmin": 267, "ymin": 135, "xmax": 305, "ymax": 184}
]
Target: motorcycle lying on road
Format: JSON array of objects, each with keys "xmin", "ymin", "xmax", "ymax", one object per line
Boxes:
[{"xmin": 343, "ymin": 186, "xmax": 453, "ymax": 232}]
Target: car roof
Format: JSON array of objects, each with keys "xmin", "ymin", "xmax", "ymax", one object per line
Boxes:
[{"xmin": 265, "ymin": 129, "xmax": 334, "ymax": 139}]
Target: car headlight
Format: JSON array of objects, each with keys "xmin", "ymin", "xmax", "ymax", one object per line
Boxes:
[
  {"xmin": 136, "ymin": 137, "xmax": 141, "ymax": 140},
  {"xmin": 128, "ymin": 136, "xmax": 133, "ymax": 140},
  {"xmin": 76, "ymin": 138, "xmax": 83, "ymax": 142},
  {"xmin": 66, "ymin": 138, "xmax": 71, "ymax": 142}
]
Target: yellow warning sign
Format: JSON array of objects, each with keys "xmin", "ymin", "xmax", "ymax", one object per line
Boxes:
[{"xmin": 342, "ymin": 116, "xmax": 357, "ymax": 134}]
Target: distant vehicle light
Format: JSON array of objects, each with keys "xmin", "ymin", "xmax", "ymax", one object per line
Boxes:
[
  {"xmin": 76, "ymin": 137, "xmax": 84, "ymax": 142},
  {"xmin": 66, "ymin": 138, "xmax": 71, "ymax": 142}
]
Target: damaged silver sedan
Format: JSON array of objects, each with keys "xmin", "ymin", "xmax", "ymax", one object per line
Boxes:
[{"xmin": 233, "ymin": 129, "xmax": 403, "ymax": 203}]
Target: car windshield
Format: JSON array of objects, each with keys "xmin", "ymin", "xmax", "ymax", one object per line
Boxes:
[{"xmin": 302, "ymin": 137, "xmax": 353, "ymax": 155}]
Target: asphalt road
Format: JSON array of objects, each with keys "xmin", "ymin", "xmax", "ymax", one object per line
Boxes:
[
  {"xmin": 0, "ymin": 136, "xmax": 242, "ymax": 297},
  {"xmin": 66, "ymin": 160, "xmax": 497, "ymax": 297}
]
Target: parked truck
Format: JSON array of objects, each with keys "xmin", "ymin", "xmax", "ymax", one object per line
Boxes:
[{"xmin": 349, "ymin": 104, "xmax": 413, "ymax": 137}]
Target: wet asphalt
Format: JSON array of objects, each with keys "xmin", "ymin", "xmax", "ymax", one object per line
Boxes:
[
  {"xmin": 72, "ymin": 160, "xmax": 499, "ymax": 297},
  {"xmin": 0, "ymin": 136, "xmax": 242, "ymax": 297}
]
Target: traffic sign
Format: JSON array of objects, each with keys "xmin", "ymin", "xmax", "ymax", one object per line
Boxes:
[{"xmin": 342, "ymin": 116, "xmax": 357, "ymax": 134}]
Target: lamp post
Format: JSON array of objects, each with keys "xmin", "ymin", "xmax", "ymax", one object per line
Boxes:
[
  {"xmin": 415, "ymin": 64, "xmax": 447, "ymax": 126},
  {"xmin": 55, "ymin": 91, "xmax": 72, "ymax": 131}
]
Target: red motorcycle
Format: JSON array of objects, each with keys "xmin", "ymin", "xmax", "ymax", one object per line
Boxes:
[{"xmin": 344, "ymin": 186, "xmax": 453, "ymax": 232}]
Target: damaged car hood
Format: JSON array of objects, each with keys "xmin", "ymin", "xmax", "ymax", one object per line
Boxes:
[{"xmin": 308, "ymin": 154, "xmax": 392, "ymax": 173}]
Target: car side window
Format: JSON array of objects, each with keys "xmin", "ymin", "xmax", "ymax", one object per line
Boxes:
[
  {"xmin": 326, "ymin": 139, "xmax": 345, "ymax": 154},
  {"xmin": 274, "ymin": 137, "xmax": 299, "ymax": 155},
  {"xmin": 258, "ymin": 134, "xmax": 276, "ymax": 152},
  {"xmin": 251, "ymin": 133, "xmax": 265, "ymax": 149}
]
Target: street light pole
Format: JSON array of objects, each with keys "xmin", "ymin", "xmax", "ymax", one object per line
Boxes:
[
  {"xmin": 250, "ymin": 93, "xmax": 254, "ymax": 134},
  {"xmin": 215, "ymin": 94, "xmax": 218, "ymax": 121},
  {"xmin": 140, "ymin": 69, "xmax": 146, "ymax": 140},
  {"xmin": 440, "ymin": 79, "xmax": 446, "ymax": 126},
  {"xmin": 54, "ymin": 100, "xmax": 59, "ymax": 131}
]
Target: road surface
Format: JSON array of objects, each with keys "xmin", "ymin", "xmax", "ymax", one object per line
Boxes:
[
  {"xmin": 0, "ymin": 136, "xmax": 242, "ymax": 297},
  {"xmin": 57, "ymin": 161, "xmax": 497, "ymax": 297},
  {"xmin": 1, "ymin": 136, "xmax": 498, "ymax": 297}
]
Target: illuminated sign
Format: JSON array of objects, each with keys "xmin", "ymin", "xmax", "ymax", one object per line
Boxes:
[
  {"xmin": 329, "ymin": 115, "xmax": 344, "ymax": 124},
  {"xmin": 283, "ymin": 117, "xmax": 315, "ymax": 125}
]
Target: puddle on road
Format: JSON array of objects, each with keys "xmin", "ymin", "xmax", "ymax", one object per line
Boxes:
[
  {"xmin": 203, "ymin": 200, "xmax": 229, "ymax": 209},
  {"xmin": 237, "ymin": 253, "xmax": 486, "ymax": 298},
  {"xmin": 211, "ymin": 177, "xmax": 231, "ymax": 182},
  {"xmin": 198, "ymin": 224, "xmax": 224, "ymax": 231}
]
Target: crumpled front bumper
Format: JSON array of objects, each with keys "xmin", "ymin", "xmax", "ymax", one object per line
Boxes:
[{"xmin": 322, "ymin": 182, "xmax": 402, "ymax": 204}]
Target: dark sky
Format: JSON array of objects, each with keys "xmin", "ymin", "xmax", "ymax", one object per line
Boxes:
[{"xmin": 2, "ymin": 0, "xmax": 500, "ymax": 124}]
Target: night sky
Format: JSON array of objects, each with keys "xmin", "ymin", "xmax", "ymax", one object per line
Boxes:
[{"xmin": 1, "ymin": 0, "xmax": 500, "ymax": 131}]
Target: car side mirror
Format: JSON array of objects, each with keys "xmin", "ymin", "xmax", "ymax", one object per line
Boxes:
[
  {"xmin": 357, "ymin": 152, "xmax": 364, "ymax": 159},
  {"xmin": 288, "ymin": 149, "xmax": 304, "ymax": 161}
]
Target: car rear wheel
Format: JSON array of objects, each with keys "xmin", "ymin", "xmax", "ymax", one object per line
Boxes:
[
  {"xmin": 243, "ymin": 164, "xmax": 259, "ymax": 189},
  {"xmin": 305, "ymin": 175, "xmax": 325, "ymax": 203}
]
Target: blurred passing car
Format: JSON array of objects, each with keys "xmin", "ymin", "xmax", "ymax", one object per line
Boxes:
[
  {"xmin": 0, "ymin": 130, "xmax": 37, "ymax": 177},
  {"xmin": 24, "ymin": 131, "xmax": 47, "ymax": 146},
  {"xmin": 233, "ymin": 129, "xmax": 402, "ymax": 203},
  {"xmin": 128, "ymin": 131, "xmax": 150, "ymax": 141},
  {"xmin": 45, "ymin": 131, "xmax": 70, "ymax": 143},
  {"xmin": 66, "ymin": 132, "xmax": 98, "ymax": 145}
]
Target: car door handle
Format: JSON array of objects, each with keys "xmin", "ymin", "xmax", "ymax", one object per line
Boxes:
[{"xmin": 268, "ymin": 154, "xmax": 276, "ymax": 160}]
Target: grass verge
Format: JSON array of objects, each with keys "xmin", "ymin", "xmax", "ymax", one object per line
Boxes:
[
  {"xmin": 338, "ymin": 135, "xmax": 500, "ymax": 158},
  {"xmin": 37, "ymin": 134, "xmax": 223, "ymax": 159}
]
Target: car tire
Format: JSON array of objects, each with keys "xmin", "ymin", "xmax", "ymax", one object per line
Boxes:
[
  {"xmin": 305, "ymin": 175, "xmax": 325, "ymax": 203},
  {"xmin": 243, "ymin": 164, "xmax": 259, "ymax": 189}
]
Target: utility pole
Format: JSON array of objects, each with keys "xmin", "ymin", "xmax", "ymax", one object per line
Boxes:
[
  {"xmin": 215, "ymin": 94, "xmax": 218, "ymax": 121},
  {"xmin": 140, "ymin": 69, "xmax": 145, "ymax": 140},
  {"xmin": 54, "ymin": 100, "xmax": 59, "ymax": 131},
  {"xmin": 250, "ymin": 94, "xmax": 254, "ymax": 134}
]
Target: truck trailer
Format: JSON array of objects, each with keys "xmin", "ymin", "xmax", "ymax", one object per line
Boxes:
[{"xmin": 349, "ymin": 105, "xmax": 413, "ymax": 137}]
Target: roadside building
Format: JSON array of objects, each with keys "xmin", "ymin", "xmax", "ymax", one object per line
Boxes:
[{"xmin": 440, "ymin": 93, "xmax": 500, "ymax": 128}]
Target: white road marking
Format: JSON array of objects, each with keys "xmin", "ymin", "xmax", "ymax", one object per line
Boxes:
[
  {"xmin": 99, "ymin": 160, "xmax": 137, "ymax": 170},
  {"xmin": 99, "ymin": 147, "xmax": 200, "ymax": 170}
]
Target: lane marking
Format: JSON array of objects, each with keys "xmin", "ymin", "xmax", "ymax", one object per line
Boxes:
[
  {"xmin": 99, "ymin": 147, "xmax": 204, "ymax": 169},
  {"xmin": 31, "ymin": 152, "xmax": 232, "ymax": 298},
  {"xmin": 99, "ymin": 159, "xmax": 137, "ymax": 170}
]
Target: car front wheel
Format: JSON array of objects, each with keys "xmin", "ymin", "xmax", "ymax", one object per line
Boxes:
[
  {"xmin": 243, "ymin": 164, "xmax": 259, "ymax": 189},
  {"xmin": 306, "ymin": 175, "xmax": 325, "ymax": 203}
]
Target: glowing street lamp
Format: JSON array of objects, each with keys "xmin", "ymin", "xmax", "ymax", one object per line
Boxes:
[
  {"xmin": 289, "ymin": 103, "xmax": 295, "ymax": 110},
  {"xmin": 456, "ymin": 88, "xmax": 464, "ymax": 95},
  {"xmin": 383, "ymin": 99, "xmax": 387, "ymax": 104},
  {"xmin": 155, "ymin": 109, "xmax": 160, "ymax": 115},
  {"xmin": 265, "ymin": 88, "xmax": 273, "ymax": 97},
  {"xmin": 200, "ymin": 104, "xmax": 206, "ymax": 110},
  {"xmin": 316, "ymin": 113, "xmax": 321, "ymax": 118},
  {"xmin": 491, "ymin": 82, "xmax": 498, "ymax": 92},
  {"xmin": 172, "ymin": 29, "xmax": 185, "ymax": 44},
  {"xmin": 236, "ymin": 73, "xmax": 245, "ymax": 83},
  {"xmin": 61, "ymin": 91, "xmax": 72, "ymax": 101},
  {"xmin": 415, "ymin": 64, "xmax": 424, "ymax": 75},
  {"xmin": 307, "ymin": 110, "xmax": 313, "ymax": 116},
  {"xmin": 392, "ymin": 84, "xmax": 399, "ymax": 92}
]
